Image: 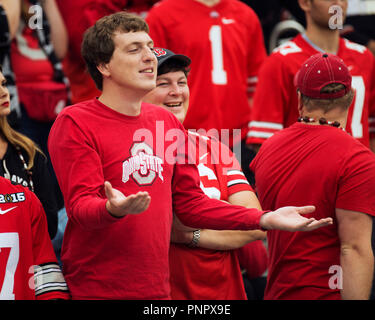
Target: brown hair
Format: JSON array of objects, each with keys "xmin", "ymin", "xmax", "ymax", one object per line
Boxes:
[
  {"xmin": 0, "ymin": 118, "xmax": 42, "ymax": 169},
  {"xmin": 0, "ymin": 65, "xmax": 42, "ymax": 169},
  {"xmin": 301, "ymin": 83, "xmax": 355, "ymax": 114},
  {"xmin": 81, "ymin": 11, "xmax": 150, "ymax": 91}
]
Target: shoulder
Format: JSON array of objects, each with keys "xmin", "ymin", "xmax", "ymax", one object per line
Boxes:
[
  {"xmin": 341, "ymin": 38, "xmax": 370, "ymax": 56},
  {"xmin": 56, "ymin": 99, "xmax": 95, "ymax": 120},
  {"xmin": 260, "ymin": 37, "xmax": 310, "ymax": 75},
  {"xmin": 270, "ymin": 36, "xmax": 307, "ymax": 60},
  {"xmin": 0, "ymin": 177, "xmax": 37, "ymax": 204}
]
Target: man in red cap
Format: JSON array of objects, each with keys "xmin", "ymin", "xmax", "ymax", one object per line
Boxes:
[
  {"xmin": 251, "ymin": 53, "xmax": 375, "ymax": 300},
  {"xmin": 247, "ymin": 0, "xmax": 375, "ymax": 153}
]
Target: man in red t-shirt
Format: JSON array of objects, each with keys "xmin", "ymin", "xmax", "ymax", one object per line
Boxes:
[
  {"xmin": 247, "ymin": 0, "xmax": 375, "ymax": 152},
  {"xmin": 48, "ymin": 12, "xmax": 332, "ymax": 300},
  {"xmin": 251, "ymin": 53, "xmax": 375, "ymax": 300}
]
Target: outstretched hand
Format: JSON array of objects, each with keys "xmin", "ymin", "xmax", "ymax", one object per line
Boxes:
[
  {"xmin": 259, "ymin": 206, "xmax": 333, "ymax": 232},
  {"xmin": 104, "ymin": 181, "xmax": 151, "ymax": 218}
]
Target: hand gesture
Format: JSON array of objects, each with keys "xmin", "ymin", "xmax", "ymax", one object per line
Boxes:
[
  {"xmin": 104, "ymin": 181, "xmax": 151, "ymax": 218},
  {"xmin": 259, "ymin": 206, "xmax": 333, "ymax": 232}
]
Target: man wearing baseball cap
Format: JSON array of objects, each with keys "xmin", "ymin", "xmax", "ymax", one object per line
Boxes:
[{"xmin": 251, "ymin": 53, "xmax": 375, "ymax": 300}]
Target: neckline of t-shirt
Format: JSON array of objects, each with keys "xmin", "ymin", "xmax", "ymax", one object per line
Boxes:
[{"xmin": 94, "ymin": 98, "xmax": 143, "ymax": 121}]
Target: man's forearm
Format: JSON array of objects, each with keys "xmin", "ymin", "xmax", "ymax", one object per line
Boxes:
[{"xmin": 341, "ymin": 246, "xmax": 374, "ymax": 299}]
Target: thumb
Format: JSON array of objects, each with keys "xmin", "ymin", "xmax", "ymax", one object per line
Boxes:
[
  {"xmin": 296, "ymin": 205, "xmax": 316, "ymax": 215},
  {"xmin": 104, "ymin": 181, "xmax": 113, "ymax": 199}
]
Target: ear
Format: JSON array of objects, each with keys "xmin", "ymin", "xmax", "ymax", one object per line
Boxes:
[
  {"xmin": 97, "ymin": 63, "xmax": 111, "ymax": 78},
  {"xmin": 297, "ymin": 91, "xmax": 304, "ymax": 115},
  {"xmin": 298, "ymin": 0, "xmax": 311, "ymax": 12}
]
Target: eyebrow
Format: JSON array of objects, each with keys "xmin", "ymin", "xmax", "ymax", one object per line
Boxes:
[{"xmin": 123, "ymin": 40, "xmax": 154, "ymax": 50}]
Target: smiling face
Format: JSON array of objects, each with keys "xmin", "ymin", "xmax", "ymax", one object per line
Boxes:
[
  {"xmin": 143, "ymin": 70, "xmax": 190, "ymax": 123},
  {"xmin": 0, "ymin": 71, "xmax": 10, "ymax": 117},
  {"xmin": 99, "ymin": 31, "xmax": 157, "ymax": 94}
]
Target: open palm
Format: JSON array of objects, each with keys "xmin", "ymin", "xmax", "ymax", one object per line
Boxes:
[
  {"xmin": 104, "ymin": 181, "xmax": 151, "ymax": 218},
  {"xmin": 260, "ymin": 206, "xmax": 333, "ymax": 231}
]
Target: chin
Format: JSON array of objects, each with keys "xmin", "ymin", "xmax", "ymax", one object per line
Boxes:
[{"xmin": 0, "ymin": 108, "xmax": 11, "ymax": 117}]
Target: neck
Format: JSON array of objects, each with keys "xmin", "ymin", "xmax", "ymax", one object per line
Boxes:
[
  {"xmin": 299, "ymin": 108, "xmax": 348, "ymax": 129},
  {"xmin": 99, "ymin": 83, "xmax": 148, "ymax": 116},
  {"xmin": 194, "ymin": 0, "xmax": 221, "ymax": 7},
  {"xmin": 305, "ymin": 22, "xmax": 340, "ymax": 54}
]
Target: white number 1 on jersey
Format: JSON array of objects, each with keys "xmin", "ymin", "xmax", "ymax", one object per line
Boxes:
[
  {"xmin": 209, "ymin": 26, "xmax": 227, "ymax": 85},
  {"xmin": 351, "ymin": 76, "xmax": 365, "ymax": 139}
]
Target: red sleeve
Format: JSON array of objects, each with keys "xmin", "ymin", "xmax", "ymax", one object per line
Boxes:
[
  {"xmin": 216, "ymin": 139, "xmax": 253, "ymax": 195},
  {"xmin": 246, "ymin": 54, "xmax": 291, "ymax": 145},
  {"xmin": 368, "ymin": 54, "xmax": 375, "ymax": 139},
  {"xmin": 172, "ymin": 162, "xmax": 264, "ymax": 230},
  {"xmin": 236, "ymin": 240, "xmax": 268, "ymax": 279},
  {"xmin": 336, "ymin": 145, "xmax": 375, "ymax": 216},
  {"xmin": 48, "ymin": 113, "xmax": 121, "ymax": 230},
  {"xmin": 28, "ymin": 190, "xmax": 70, "ymax": 300},
  {"xmin": 171, "ymin": 127, "xmax": 265, "ymax": 231}
]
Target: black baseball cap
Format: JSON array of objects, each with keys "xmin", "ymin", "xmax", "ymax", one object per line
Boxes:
[{"xmin": 153, "ymin": 48, "xmax": 191, "ymax": 69}]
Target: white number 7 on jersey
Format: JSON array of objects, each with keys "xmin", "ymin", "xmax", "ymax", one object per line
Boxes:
[
  {"xmin": 209, "ymin": 26, "xmax": 227, "ymax": 85},
  {"xmin": 0, "ymin": 233, "xmax": 20, "ymax": 300}
]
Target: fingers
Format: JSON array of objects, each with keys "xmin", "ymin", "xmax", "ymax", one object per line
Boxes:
[
  {"xmin": 299, "ymin": 217, "xmax": 333, "ymax": 231},
  {"xmin": 296, "ymin": 205, "xmax": 316, "ymax": 215},
  {"xmin": 125, "ymin": 191, "xmax": 151, "ymax": 214},
  {"xmin": 105, "ymin": 181, "xmax": 150, "ymax": 216}
]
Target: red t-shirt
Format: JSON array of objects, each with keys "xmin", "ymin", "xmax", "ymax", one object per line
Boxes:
[
  {"xmin": 146, "ymin": 0, "xmax": 267, "ymax": 145},
  {"xmin": 48, "ymin": 99, "xmax": 265, "ymax": 299},
  {"xmin": 247, "ymin": 34, "xmax": 375, "ymax": 148},
  {"xmin": 0, "ymin": 178, "xmax": 69, "ymax": 300},
  {"xmin": 250, "ymin": 122, "xmax": 375, "ymax": 300},
  {"xmin": 169, "ymin": 132, "xmax": 253, "ymax": 300}
]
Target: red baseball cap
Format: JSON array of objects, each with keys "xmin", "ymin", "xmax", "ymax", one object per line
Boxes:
[{"xmin": 294, "ymin": 53, "xmax": 352, "ymax": 99}]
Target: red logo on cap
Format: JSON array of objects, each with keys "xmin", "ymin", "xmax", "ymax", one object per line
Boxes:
[{"xmin": 154, "ymin": 48, "xmax": 167, "ymax": 58}]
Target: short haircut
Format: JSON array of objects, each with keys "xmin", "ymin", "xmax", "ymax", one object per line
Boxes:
[
  {"xmin": 301, "ymin": 83, "xmax": 355, "ymax": 114},
  {"xmin": 157, "ymin": 59, "xmax": 190, "ymax": 78},
  {"xmin": 81, "ymin": 11, "xmax": 149, "ymax": 90}
]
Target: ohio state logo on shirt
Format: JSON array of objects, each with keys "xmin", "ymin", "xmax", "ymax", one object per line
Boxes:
[{"xmin": 122, "ymin": 142, "xmax": 164, "ymax": 186}]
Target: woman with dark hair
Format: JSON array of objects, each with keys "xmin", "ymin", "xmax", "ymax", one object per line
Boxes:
[{"xmin": 0, "ymin": 66, "xmax": 58, "ymax": 238}]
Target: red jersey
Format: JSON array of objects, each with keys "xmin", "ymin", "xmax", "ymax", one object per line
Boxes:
[
  {"xmin": 146, "ymin": 0, "xmax": 267, "ymax": 145},
  {"xmin": 247, "ymin": 34, "xmax": 375, "ymax": 148},
  {"xmin": 250, "ymin": 123, "xmax": 375, "ymax": 300},
  {"xmin": 11, "ymin": 21, "xmax": 54, "ymax": 83},
  {"xmin": 169, "ymin": 132, "xmax": 252, "ymax": 300},
  {"xmin": 0, "ymin": 178, "xmax": 69, "ymax": 300},
  {"xmin": 48, "ymin": 99, "xmax": 265, "ymax": 300}
]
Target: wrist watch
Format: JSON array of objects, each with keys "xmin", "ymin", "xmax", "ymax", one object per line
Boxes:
[{"xmin": 187, "ymin": 229, "xmax": 200, "ymax": 248}]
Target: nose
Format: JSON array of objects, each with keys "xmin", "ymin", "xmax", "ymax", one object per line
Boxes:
[
  {"xmin": 144, "ymin": 47, "xmax": 157, "ymax": 62},
  {"xmin": 168, "ymin": 83, "xmax": 183, "ymax": 96}
]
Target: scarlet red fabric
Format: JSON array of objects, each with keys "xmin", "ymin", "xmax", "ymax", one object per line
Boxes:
[
  {"xmin": 251, "ymin": 122, "xmax": 375, "ymax": 300},
  {"xmin": 48, "ymin": 99, "xmax": 265, "ymax": 299}
]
